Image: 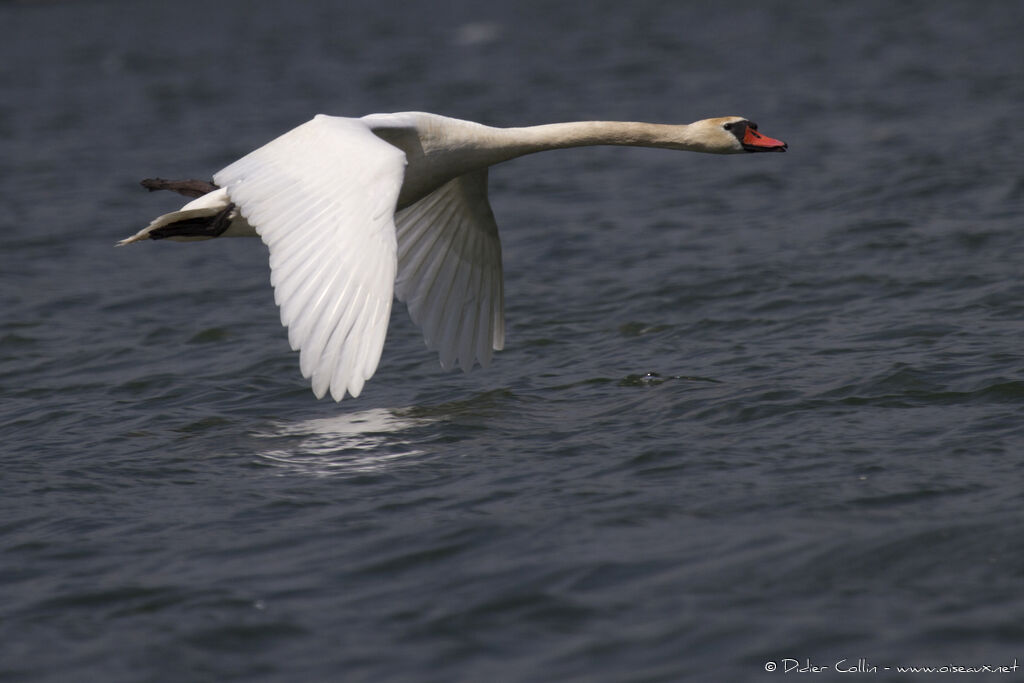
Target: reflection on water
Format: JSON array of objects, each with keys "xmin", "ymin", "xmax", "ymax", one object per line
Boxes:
[{"xmin": 253, "ymin": 408, "xmax": 430, "ymax": 476}]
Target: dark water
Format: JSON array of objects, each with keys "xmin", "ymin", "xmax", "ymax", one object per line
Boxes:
[{"xmin": 3, "ymin": 0, "xmax": 1023, "ymax": 680}]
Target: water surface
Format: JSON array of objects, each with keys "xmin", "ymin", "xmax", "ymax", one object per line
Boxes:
[{"xmin": 2, "ymin": 0, "xmax": 1023, "ymax": 680}]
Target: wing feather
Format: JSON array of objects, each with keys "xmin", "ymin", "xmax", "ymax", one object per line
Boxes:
[
  {"xmin": 394, "ymin": 169, "xmax": 504, "ymax": 372},
  {"xmin": 214, "ymin": 115, "xmax": 406, "ymax": 400}
]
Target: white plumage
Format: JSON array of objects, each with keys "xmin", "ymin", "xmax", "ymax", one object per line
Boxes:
[
  {"xmin": 120, "ymin": 111, "xmax": 786, "ymax": 401},
  {"xmin": 214, "ymin": 116, "xmax": 405, "ymax": 401},
  {"xmin": 395, "ymin": 169, "xmax": 504, "ymax": 372}
]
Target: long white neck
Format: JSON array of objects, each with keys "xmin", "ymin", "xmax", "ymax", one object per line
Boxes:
[
  {"xmin": 494, "ymin": 120, "xmax": 704, "ymax": 158},
  {"xmin": 377, "ymin": 114, "xmax": 708, "ymax": 209}
]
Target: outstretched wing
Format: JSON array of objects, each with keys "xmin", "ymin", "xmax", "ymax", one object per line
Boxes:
[
  {"xmin": 214, "ymin": 115, "xmax": 407, "ymax": 401},
  {"xmin": 394, "ymin": 169, "xmax": 505, "ymax": 372}
]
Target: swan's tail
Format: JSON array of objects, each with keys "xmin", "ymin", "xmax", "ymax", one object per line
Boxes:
[{"xmin": 117, "ymin": 181, "xmax": 240, "ymax": 246}]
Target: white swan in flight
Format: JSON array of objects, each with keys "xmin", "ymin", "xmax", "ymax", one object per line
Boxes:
[{"xmin": 119, "ymin": 112, "xmax": 787, "ymax": 401}]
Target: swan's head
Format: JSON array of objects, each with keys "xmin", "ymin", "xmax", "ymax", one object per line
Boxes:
[{"xmin": 688, "ymin": 117, "xmax": 788, "ymax": 154}]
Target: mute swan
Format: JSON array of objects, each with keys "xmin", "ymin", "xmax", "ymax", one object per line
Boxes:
[{"xmin": 119, "ymin": 112, "xmax": 786, "ymax": 401}]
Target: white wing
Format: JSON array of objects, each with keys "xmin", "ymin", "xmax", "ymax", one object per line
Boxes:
[
  {"xmin": 214, "ymin": 115, "xmax": 407, "ymax": 401},
  {"xmin": 394, "ymin": 170, "xmax": 505, "ymax": 372}
]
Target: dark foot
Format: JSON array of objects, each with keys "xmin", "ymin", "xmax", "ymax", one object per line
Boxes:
[
  {"xmin": 149, "ymin": 203, "xmax": 236, "ymax": 240},
  {"xmin": 141, "ymin": 178, "xmax": 219, "ymax": 198}
]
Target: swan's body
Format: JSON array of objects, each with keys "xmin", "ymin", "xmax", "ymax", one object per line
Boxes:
[{"xmin": 120, "ymin": 112, "xmax": 786, "ymax": 401}]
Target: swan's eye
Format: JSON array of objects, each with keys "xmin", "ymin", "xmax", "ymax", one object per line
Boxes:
[{"xmin": 723, "ymin": 122, "xmax": 734, "ymax": 131}]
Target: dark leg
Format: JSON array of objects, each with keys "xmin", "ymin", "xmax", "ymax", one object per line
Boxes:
[
  {"xmin": 149, "ymin": 203, "xmax": 236, "ymax": 240},
  {"xmin": 141, "ymin": 177, "xmax": 219, "ymax": 198}
]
